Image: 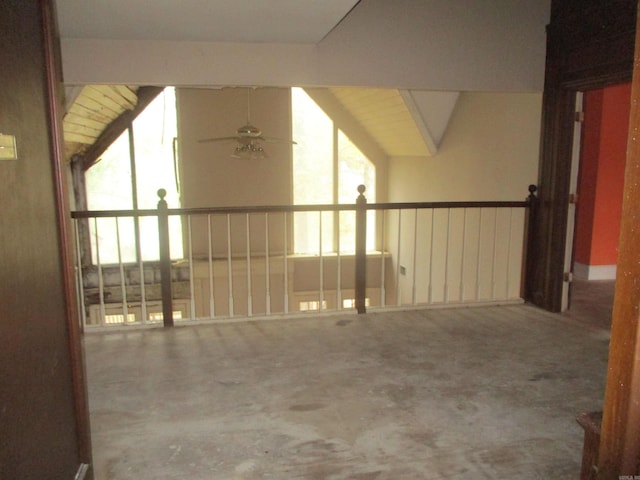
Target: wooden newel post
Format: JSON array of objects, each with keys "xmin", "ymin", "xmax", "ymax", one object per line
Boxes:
[
  {"xmin": 524, "ymin": 184, "xmax": 538, "ymax": 302},
  {"xmin": 157, "ymin": 188, "xmax": 173, "ymax": 327},
  {"xmin": 526, "ymin": 184, "xmax": 538, "ymax": 217},
  {"xmin": 355, "ymin": 184, "xmax": 367, "ymax": 314}
]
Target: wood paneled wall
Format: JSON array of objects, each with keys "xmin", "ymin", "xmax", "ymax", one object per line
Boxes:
[{"xmin": 0, "ymin": 0, "xmax": 92, "ymax": 478}]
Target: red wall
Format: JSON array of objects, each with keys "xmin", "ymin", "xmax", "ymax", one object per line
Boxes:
[{"xmin": 574, "ymin": 83, "xmax": 631, "ymax": 267}]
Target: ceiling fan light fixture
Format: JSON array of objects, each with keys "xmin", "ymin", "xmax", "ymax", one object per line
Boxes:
[
  {"xmin": 232, "ymin": 140, "xmax": 266, "ymax": 159},
  {"xmin": 198, "ymin": 87, "xmax": 295, "ymax": 157}
]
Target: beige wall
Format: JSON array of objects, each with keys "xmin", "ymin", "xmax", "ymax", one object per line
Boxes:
[
  {"xmin": 177, "ymin": 90, "xmax": 542, "ymax": 210},
  {"xmin": 176, "ymin": 89, "xmax": 542, "ymax": 278},
  {"xmin": 385, "ymin": 92, "xmax": 542, "ymax": 305},
  {"xmin": 178, "ymin": 87, "xmax": 292, "ymax": 207},
  {"xmin": 388, "ymin": 92, "xmax": 542, "ymax": 202}
]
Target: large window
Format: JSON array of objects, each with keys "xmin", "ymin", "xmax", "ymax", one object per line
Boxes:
[
  {"xmin": 85, "ymin": 87, "xmax": 183, "ymax": 264},
  {"xmin": 292, "ymin": 88, "xmax": 376, "ymax": 254}
]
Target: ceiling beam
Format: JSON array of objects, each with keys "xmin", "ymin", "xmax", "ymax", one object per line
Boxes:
[
  {"xmin": 400, "ymin": 90, "xmax": 438, "ymax": 155},
  {"xmin": 400, "ymin": 90, "xmax": 460, "ymax": 156}
]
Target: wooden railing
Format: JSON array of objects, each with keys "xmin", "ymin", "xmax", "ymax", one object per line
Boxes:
[{"xmin": 71, "ymin": 185, "xmax": 537, "ymax": 329}]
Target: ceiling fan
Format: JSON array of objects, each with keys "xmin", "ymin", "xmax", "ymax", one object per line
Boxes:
[{"xmin": 198, "ymin": 88, "xmax": 296, "ymax": 159}]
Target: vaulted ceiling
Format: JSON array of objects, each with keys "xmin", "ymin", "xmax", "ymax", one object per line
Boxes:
[
  {"xmin": 58, "ymin": 1, "xmax": 459, "ymax": 162},
  {"xmin": 62, "ymin": 86, "xmax": 459, "ymax": 163}
]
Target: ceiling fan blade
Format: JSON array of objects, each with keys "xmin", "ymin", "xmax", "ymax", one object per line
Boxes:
[
  {"xmin": 262, "ymin": 136, "xmax": 297, "ymax": 144},
  {"xmin": 198, "ymin": 136, "xmax": 238, "ymax": 143},
  {"xmin": 198, "ymin": 88, "xmax": 297, "ymax": 149}
]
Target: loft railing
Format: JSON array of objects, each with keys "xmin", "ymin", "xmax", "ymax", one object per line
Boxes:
[{"xmin": 71, "ymin": 185, "xmax": 537, "ymax": 329}]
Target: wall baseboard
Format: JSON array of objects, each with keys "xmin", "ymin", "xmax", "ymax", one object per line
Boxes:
[{"xmin": 573, "ymin": 262, "xmax": 617, "ymax": 281}]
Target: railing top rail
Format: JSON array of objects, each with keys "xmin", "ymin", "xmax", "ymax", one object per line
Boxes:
[
  {"xmin": 368, "ymin": 200, "xmax": 530, "ymax": 210},
  {"xmin": 71, "ymin": 209, "xmax": 158, "ymax": 219},
  {"xmin": 71, "ymin": 203, "xmax": 357, "ymax": 219},
  {"xmin": 71, "ymin": 199, "xmax": 530, "ymax": 219}
]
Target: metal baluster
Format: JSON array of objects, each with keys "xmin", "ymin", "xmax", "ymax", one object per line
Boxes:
[
  {"xmin": 459, "ymin": 208, "xmax": 467, "ymax": 302},
  {"xmin": 246, "ymin": 213, "xmax": 252, "ymax": 317},
  {"xmin": 428, "ymin": 209, "xmax": 435, "ymax": 304},
  {"xmin": 94, "ymin": 218, "xmax": 105, "ymax": 326},
  {"xmin": 396, "ymin": 210, "xmax": 402, "ymax": 306},
  {"xmin": 380, "ymin": 210, "xmax": 386, "ymax": 308},
  {"xmin": 444, "ymin": 208, "xmax": 452, "ymax": 304},
  {"xmin": 475, "ymin": 209, "xmax": 483, "ymax": 301},
  {"xmin": 74, "ymin": 220, "xmax": 87, "ymax": 329},
  {"xmin": 187, "ymin": 215, "xmax": 195, "ymax": 320},
  {"xmin": 319, "ymin": 211, "xmax": 324, "ymax": 311},
  {"xmin": 137, "ymin": 217, "xmax": 148, "ymax": 325},
  {"xmin": 115, "ymin": 217, "xmax": 129, "ymax": 323},
  {"xmin": 265, "ymin": 213, "xmax": 271, "ymax": 315},
  {"xmin": 505, "ymin": 208, "xmax": 514, "ymax": 299},
  {"xmin": 336, "ymin": 212, "xmax": 341, "ymax": 310},
  {"xmin": 207, "ymin": 214, "xmax": 215, "ymax": 318},
  {"xmin": 491, "ymin": 208, "xmax": 499, "ymax": 300},
  {"xmin": 227, "ymin": 214, "xmax": 234, "ymax": 317},
  {"xmin": 411, "ymin": 208, "xmax": 418, "ymax": 305},
  {"xmin": 283, "ymin": 212, "xmax": 289, "ymax": 314}
]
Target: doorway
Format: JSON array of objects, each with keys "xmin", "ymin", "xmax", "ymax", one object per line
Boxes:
[{"xmin": 564, "ymin": 82, "xmax": 632, "ymax": 319}]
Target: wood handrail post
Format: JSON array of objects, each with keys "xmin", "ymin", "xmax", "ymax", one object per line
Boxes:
[
  {"xmin": 157, "ymin": 189, "xmax": 173, "ymax": 327},
  {"xmin": 355, "ymin": 185, "xmax": 367, "ymax": 314},
  {"xmin": 524, "ymin": 184, "xmax": 538, "ymax": 302}
]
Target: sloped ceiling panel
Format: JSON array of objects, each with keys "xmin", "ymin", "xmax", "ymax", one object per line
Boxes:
[
  {"xmin": 63, "ymin": 85, "xmax": 138, "ymax": 159},
  {"xmin": 329, "ymin": 87, "xmax": 430, "ymax": 157}
]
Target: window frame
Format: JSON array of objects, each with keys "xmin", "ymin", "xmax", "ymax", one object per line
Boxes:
[
  {"xmin": 78, "ymin": 87, "xmax": 182, "ymax": 266},
  {"xmin": 291, "ymin": 87, "xmax": 376, "ymax": 255}
]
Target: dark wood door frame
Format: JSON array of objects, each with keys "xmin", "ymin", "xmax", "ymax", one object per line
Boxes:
[
  {"xmin": 527, "ymin": 1, "xmax": 636, "ymax": 312},
  {"xmin": 42, "ymin": 0, "xmax": 93, "ymax": 476},
  {"xmin": 598, "ymin": 9, "xmax": 640, "ymax": 472},
  {"xmin": 533, "ymin": 1, "xmax": 640, "ymax": 476}
]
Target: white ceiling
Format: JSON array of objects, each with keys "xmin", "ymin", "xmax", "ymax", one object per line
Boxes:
[{"xmin": 56, "ymin": 0, "xmax": 361, "ymax": 44}]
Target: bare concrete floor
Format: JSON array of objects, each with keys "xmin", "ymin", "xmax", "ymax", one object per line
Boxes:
[
  {"xmin": 84, "ymin": 302, "xmax": 611, "ymax": 480},
  {"xmin": 563, "ymin": 279, "xmax": 615, "ymax": 331}
]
